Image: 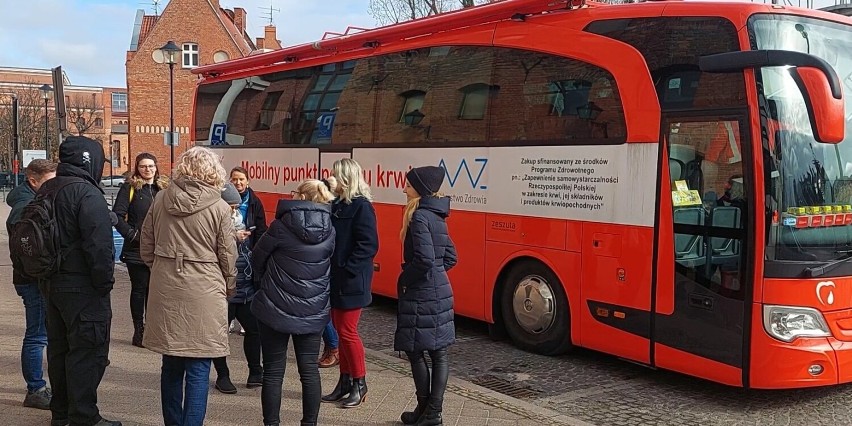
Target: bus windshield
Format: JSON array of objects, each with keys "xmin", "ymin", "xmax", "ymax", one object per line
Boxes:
[{"xmin": 752, "ymin": 15, "xmax": 852, "ymax": 267}]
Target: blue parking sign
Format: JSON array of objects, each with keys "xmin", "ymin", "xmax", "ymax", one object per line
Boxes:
[
  {"xmin": 211, "ymin": 123, "xmax": 227, "ymax": 145},
  {"xmin": 316, "ymin": 112, "xmax": 336, "ymax": 139}
]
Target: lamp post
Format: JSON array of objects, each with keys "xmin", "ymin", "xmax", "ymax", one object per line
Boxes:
[
  {"xmin": 39, "ymin": 84, "xmax": 51, "ymax": 156},
  {"xmin": 160, "ymin": 41, "xmax": 181, "ymax": 170}
]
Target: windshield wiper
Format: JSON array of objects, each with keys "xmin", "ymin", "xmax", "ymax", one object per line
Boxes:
[{"xmin": 803, "ymin": 250, "xmax": 852, "ymax": 278}]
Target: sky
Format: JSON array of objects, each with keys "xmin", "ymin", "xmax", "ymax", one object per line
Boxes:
[
  {"xmin": 0, "ymin": 0, "xmax": 846, "ymax": 89},
  {"xmin": 0, "ymin": 0, "xmax": 376, "ymax": 88}
]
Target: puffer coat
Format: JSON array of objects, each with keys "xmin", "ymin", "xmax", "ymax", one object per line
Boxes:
[
  {"xmin": 394, "ymin": 196, "xmax": 458, "ymax": 353},
  {"xmin": 251, "ymin": 199, "xmax": 335, "ymax": 335},
  {"xmin": 140, "ymin": 176, "xmax": 237, "ymax": 358}
]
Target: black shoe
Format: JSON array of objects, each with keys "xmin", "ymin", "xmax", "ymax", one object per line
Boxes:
[
  {"xmin": 401, "ymin": 396, "xmax": 429, "ymax": 424},
  {"xmin": 50, "ymin": 419, "xmax": 69, "ymax": 426},
  {"xmin": 340, "ymin": 377, "xmax": 367, "ymax": 408},
  {"xmin": 415, "ymin": 411, "xmax": 442, "ymax": 426},
  {"xmin": 215, "ymin": 376, "xmax": 237, "ymax": 394},
  {"xmin": 246, "ymin": 370, "xmax": 263, "ymax": 389},
  {"xmin": 22, "ymin": 386, "xmax": 51, "ymax": 410},
  {"xmin": 132, "ymin": 322, "xmax": 144, "ymax": 348},
  {"xmin": 321, "ymin": 373, "xmax": 351, "ymax": 403},
  {"xmin": 93, "ymin": 419, "xmax": 123, "ymax": 426}
]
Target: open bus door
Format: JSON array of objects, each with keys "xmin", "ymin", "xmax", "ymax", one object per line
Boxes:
[{"xmin": 654, "ymin": 114, "xmax": 752, "ymax": 386}]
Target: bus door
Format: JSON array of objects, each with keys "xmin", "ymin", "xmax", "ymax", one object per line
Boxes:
[{"xmin": 654, "ymin": 115, "xmax": 752, "ymax": 386}]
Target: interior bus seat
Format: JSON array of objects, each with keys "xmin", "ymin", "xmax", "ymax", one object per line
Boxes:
[
  {"xmin": 669, "ymin": 158, "xmax": 684, "ymax": 184},
  {"xmin": 707, "ymin": 206, "xmax": 741, "ymax": 270},
  {"xmin": 673, "ymin": 207, "xmax": 706, "ymax": 268}
]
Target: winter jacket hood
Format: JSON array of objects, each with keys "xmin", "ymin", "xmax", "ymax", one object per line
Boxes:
[
  {"xmin": 276, "ymin": 199, "xmax": 334, "ymax": 245},
  {"xmin": 418, "ymin": 196, "xmax": 450, "ymax": 218},
  {"xmin": 165, "ymin": 176, "xmax": 223, "ymax": 217},
  {"xmin": 58, "ymin": 136, "xmax": 105, "ymax": 185}
]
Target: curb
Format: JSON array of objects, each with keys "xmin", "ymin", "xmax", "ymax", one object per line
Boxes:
[{"xmin": 364, "ymin": 347, "xmax": 594, "ymax": 426}]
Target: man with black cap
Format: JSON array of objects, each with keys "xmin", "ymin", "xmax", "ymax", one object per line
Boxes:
[{"xmin": 39, "ymin": 136, "xmax": 120, "ymax": 426}]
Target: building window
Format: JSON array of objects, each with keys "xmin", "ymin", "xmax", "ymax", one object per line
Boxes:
[
  {"xmin": 255, "ymin": 91, "xmax": 283, "ymax": 130},
  {"xmin": 294, "ymin": 60, "xmax": 355, "ymax": 144},
  {"xmin": 459, "ymin": 84, "xmax": 492, "ymax": 120},
  {"xmin": 112, "ymin": 93, "xmax": 127, "ymax": 113},
  {"xmin": 94, "ymin": 118, "xmax": 103, "ymax": 128},
  {"xmin": 183, "ymin": 43, "xmax": 199, "ymax": 68},
  {"xmin": 399, "ymin": 90, "xmax": 426, "ymax": 123},
  {"xmin": 548, "ymin": 80, "xmax": 592, "ymax": 117}
]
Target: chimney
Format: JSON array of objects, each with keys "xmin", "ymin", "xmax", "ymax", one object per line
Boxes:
[
  {"xmin": 234, "ymin": 7, "xmax": 247, "ymax": 35},
  {"xmin": 256, "ymin": 37, "xmax": 265, "ymax": 50},
  {"xmin": 264, "ymin": 25, "xmax": 281, "ymax": 49}
]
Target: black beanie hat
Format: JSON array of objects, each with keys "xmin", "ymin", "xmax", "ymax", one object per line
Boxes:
[
  {"xmin": 406, "ymin": 166, "xmax": 445, "ymax": 197},
  {"xmin": 59, "ymin": 135, "xmax": 106, "ymax": 182}
]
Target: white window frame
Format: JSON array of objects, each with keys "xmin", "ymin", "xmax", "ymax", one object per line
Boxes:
[
  {"xmin": 112, "ymin": 93, "xmax": 127, "ymax": 113},
  {"xmin": 182, "ymin": 43, "xmax": 199, "ymax": 68}
]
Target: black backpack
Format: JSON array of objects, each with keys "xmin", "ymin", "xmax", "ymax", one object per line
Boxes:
[{"xmin": 10, "ymin": 178, "xmax": 85, "ymax": 280}]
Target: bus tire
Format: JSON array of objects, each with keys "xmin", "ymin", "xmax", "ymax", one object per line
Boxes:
[{"xmin": 500, "ymin": 261, "xmax": 572, "ymax": 355}]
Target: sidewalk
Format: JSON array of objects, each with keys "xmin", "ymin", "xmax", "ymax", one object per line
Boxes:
[{"xmin": 0, "ymin": 202, "xmax": 576, "ymax": 425}]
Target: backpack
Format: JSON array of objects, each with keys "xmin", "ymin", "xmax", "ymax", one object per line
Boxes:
[{"xmin": 10, "ymin": 178, "xmax": 85, "ymax": 280}]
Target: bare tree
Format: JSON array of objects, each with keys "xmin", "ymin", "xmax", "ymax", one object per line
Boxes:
[
  {"xmin": 370, "ymin": 0, "xmax": 498, "ymax": 25},
  {"xmin": 66, "ymin": 93, "xmax": 104, "ymax": 139},
  {"xmin": 0, "ymin": 82, "xmax": 60, "ymax": 170}
]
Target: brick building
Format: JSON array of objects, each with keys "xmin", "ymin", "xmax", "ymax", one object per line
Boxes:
[
  {"xmin": 0, "ymin": 66, "xmax": 129, "ymax": 176},
  {"xmin": 126, "ymin": 0, "xmax": 281, "ymax": 171}
]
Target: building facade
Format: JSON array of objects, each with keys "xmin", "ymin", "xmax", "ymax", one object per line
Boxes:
[
  {"xmin": 126, "ymin": 0, "xmax": 281, "ymax": 171},
  {"xmin": 0, "ymin": 66, "xmax": 128, "ymax": 176}
]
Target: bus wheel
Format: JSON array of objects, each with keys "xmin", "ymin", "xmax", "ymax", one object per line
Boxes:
[{"xmin": 500, "ymin": 261, "xmax": 572, "ymax": 355}]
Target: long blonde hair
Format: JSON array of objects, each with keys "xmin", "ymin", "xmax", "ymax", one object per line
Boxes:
[
  {"xmin": 296, "ymin": 179, "xmax": 335, "ymax": 204},
  {"xmin": 173, "ymin": 146, "xmax": 226, "ymax": 189},
  {"xmin": 332, "ymin": 158, "xmax": 372, "ymax": 203},
  {"xmin": 400, "ymin": 196, "xmax": 421, "ymax": 241}
]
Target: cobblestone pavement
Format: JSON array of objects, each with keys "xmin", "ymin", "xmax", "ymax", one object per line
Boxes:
[{"xmin": 359, "ymin": 297, "xmax": 852, "ymax": 426}]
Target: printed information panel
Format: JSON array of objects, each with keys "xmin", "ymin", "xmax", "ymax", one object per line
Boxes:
[
  {"xmin": 354, "ymin": 144, "xmax": 658, "ymax": 227},
  {"xmin": 210, "ymin": 147, "xmax": 320, "ymax": 194}
]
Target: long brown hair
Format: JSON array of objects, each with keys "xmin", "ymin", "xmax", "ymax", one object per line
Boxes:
[{"xmin": 133, "ymin": 152, "xmax": 159, "ymax": 181}]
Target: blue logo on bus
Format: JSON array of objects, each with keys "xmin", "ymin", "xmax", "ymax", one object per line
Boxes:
[
  {"xmin": 211, "ymin": 123, "xmax": 228, "ymax": 145},
  {"xmin": 438, "ymin": 158, "xmax": 488, "ymax": 190}
]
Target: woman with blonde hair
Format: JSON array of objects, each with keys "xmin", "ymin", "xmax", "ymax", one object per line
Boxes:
[
  {"xmin": 318, "ymin": 176, "xmax": 340, "ymax": 368},
  {"xmin": 395, "ymin": 166, "xmax": 457, "ymax": 426},
  {"xmin": 251, "ymin": 179, "xmax": 336, "ymax": 426},
  {"xmin": 322, "ymin": 158, "xmax": 378, "ymax": 408},
  {"xmin": 141, "ymin": 146, "xmax": 237, "ymax": 426}
]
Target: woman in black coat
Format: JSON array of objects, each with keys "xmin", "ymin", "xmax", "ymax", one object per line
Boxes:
[
  {"xmin": 321, "ymin": 158, "xmax": 379, "ymax": 409},
  {"xmin": 112, "ymin": 152, "xmax": 169, "ymax": 347},
  {"xmin": 250, "ymin": 179, "xmax": 336, "ymax": 426},
  {"xmin": 395, "ymin": 166, "xmax": 457, "ymax": 426}
]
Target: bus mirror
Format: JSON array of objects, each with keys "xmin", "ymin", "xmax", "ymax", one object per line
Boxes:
[
  {"xmin": 699, "ymin": 50, "xmax": 845, "ymax": 143},
  {"xmin": 789, "ymin": 66, "xmax": 845, "ymax": 143}
]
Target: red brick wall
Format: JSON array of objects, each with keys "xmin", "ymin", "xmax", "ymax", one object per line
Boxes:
[{"xmin": 127, "ymin": 0, "xmax": 246, "ymax": 171}]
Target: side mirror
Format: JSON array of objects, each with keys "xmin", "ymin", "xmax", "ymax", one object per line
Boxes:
[{"xmin": 699, "ymin": 50, "xmax": 845, "ymax": 144}]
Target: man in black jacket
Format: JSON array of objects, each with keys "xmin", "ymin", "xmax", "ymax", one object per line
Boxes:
[
  {"xmin": 40, "ymin": 136, "xmax": 121, "ymax": 426},
  {"xmin": 7, "ymin": 159, "xmax": 56, "ymax": 410}
]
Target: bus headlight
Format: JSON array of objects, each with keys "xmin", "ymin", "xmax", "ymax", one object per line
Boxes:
[{"xmin": 763, "ymin": 305, "xmax": 831, "ymax": 342}]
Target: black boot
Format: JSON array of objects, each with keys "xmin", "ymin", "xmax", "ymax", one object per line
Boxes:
[
  {"xmin": 415, "ymin": 410, "xmax": 442, "ymax": 426},
  {"xmin": 340, "ymin": 377, "xmax": 367, "ymax": 408},
  {"xmin": 401, "ymin": 396, "xmax": 429, "ymax": 424},
  {"xmin": 321, "ymin": 374, "xmax": 351, "ymax": 403},
  {"xmin": 132, "ymin": 322, "xmax": 144, "ymax": 348}
]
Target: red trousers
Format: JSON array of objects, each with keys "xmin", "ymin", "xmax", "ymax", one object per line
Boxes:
[{"xmin": 331, "ymin": 308, "xmax": 366, "ymax": 379}]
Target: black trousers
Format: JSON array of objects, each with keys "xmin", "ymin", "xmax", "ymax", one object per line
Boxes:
[
  {"xmin": 126, "ymin": 263, "xmax": 150, "ymax": 325},
  {"xmin": 258, "ymin": 322, "xmax": 322, "ymax": 426},
  {"xmin": 406, "ymin": 348, "xmax": 449, "ymax": 411},
  {"xmin": 213, "ymin": 302, "xmax": 261, "ymax": 377},
  {"xmin": 46, "ymin": 288, "xmax": 112, "ymax": 426}
]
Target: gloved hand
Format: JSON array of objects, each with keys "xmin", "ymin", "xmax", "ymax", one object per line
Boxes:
[{"xmin": 109, "ymin": 211, "xmax": 119, "ymax": 226}]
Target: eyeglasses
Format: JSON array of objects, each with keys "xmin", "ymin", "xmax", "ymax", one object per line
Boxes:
[
  {"xmin": 290, "ymin": 190, "xmax": 301, "ymax": 197},
  {"xmin": 139, "ymin": 165, "xmax": 156, "ymax": 169}
]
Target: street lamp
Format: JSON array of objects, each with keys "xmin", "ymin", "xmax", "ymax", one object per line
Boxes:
[
  {"xmin": 160, "ymin": 40, "xmax": 181, "ymax": 170},
  {"xmin": 39, "ymin": 84, "xmax": 51, "ymax": 156}
]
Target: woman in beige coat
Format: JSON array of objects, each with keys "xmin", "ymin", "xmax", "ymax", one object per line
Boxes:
[{"xmin": 140, "ymin": 146, "xmax": 237, "ymax": 426}]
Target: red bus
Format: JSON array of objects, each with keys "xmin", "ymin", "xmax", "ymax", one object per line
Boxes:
[{"xmin": 191, "ymin": 0, "xmax": 850, "ymax": 388}]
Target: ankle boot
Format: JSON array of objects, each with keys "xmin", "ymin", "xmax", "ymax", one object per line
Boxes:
[
  {"xmin": 415, "ymin": 411, "xmax": 442, "ymax": 426},
  {"xmin": 132, "ymin": 322, "xmax": 144, "ymax": 348},
  {"xmin": 340, "ymin": 377, "xmax": 367, "ymax": 408},
  {"xmin": 321, "ymin": 374, "xmax": 351, "ymax": 403},
  {"xmin": 401, "ymin": 396, "xmax": 429, "ymax": 424},
  {"xmin": 318, "ymin": 348, "xmax": 339, "ymax": 368}
]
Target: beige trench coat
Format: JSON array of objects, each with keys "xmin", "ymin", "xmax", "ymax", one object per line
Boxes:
[{"xmin": 140, "ymin": 176, "xmax": 237, "ymax": 358}]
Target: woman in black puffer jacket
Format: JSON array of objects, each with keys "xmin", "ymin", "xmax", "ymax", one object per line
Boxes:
[
  {"xmin": 112, "ymin": 152, "xmax": 169, "ymax": 347},
  {"xmin": 395, "ymin": 166, "xmax": 458, "ymax": 426},
  {"xmin": 251, "ymin": 179, "xmax": 336, "ymax": 426}
]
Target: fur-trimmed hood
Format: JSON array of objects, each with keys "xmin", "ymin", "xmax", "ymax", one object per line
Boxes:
[{"xmin": 129, "ymin": 174, "xmax": 170, "ymax": 190}]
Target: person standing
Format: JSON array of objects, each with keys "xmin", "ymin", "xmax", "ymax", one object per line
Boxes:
[
  {"xmin": 40, "ymin": 136, "xmax": 121, "ymax": 426},
  {"xmin": 318, "ymin": 176, "xmax": 339, "ymax": 369},
  {"xmin": 321, "ymin": 159, "xmax": 378, "ymax": 409},
  {"xmin": 112, "ymin": 153, "xmax": 169, "ymax": 347},
  {"xmin": 212, "ymin": 166, "xmax": 266, "ymax": 393},
  {"xmin": 141, "ymin": 147, "xmax": 237, "ymax": 426},
  {"xmin": 6, "ymin": 159, "xmax": 56, "ymax": 410},
  {"xmin": 395, "ymin": 166, "xmax": 457, "ymax": 426},
  {"xmin": 251, "ymin": 179, "xmax": 336, "ymax": 426}
]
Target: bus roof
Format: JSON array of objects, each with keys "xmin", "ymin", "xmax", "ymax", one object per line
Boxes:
[{"xmin": 192, "ymin": 0, "xmax": 849, "ymax": 80}]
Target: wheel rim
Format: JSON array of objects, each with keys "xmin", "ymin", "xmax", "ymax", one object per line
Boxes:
[{"xmin": 511, "ymin": 274, "xmax": 556, "ymax": 334}]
